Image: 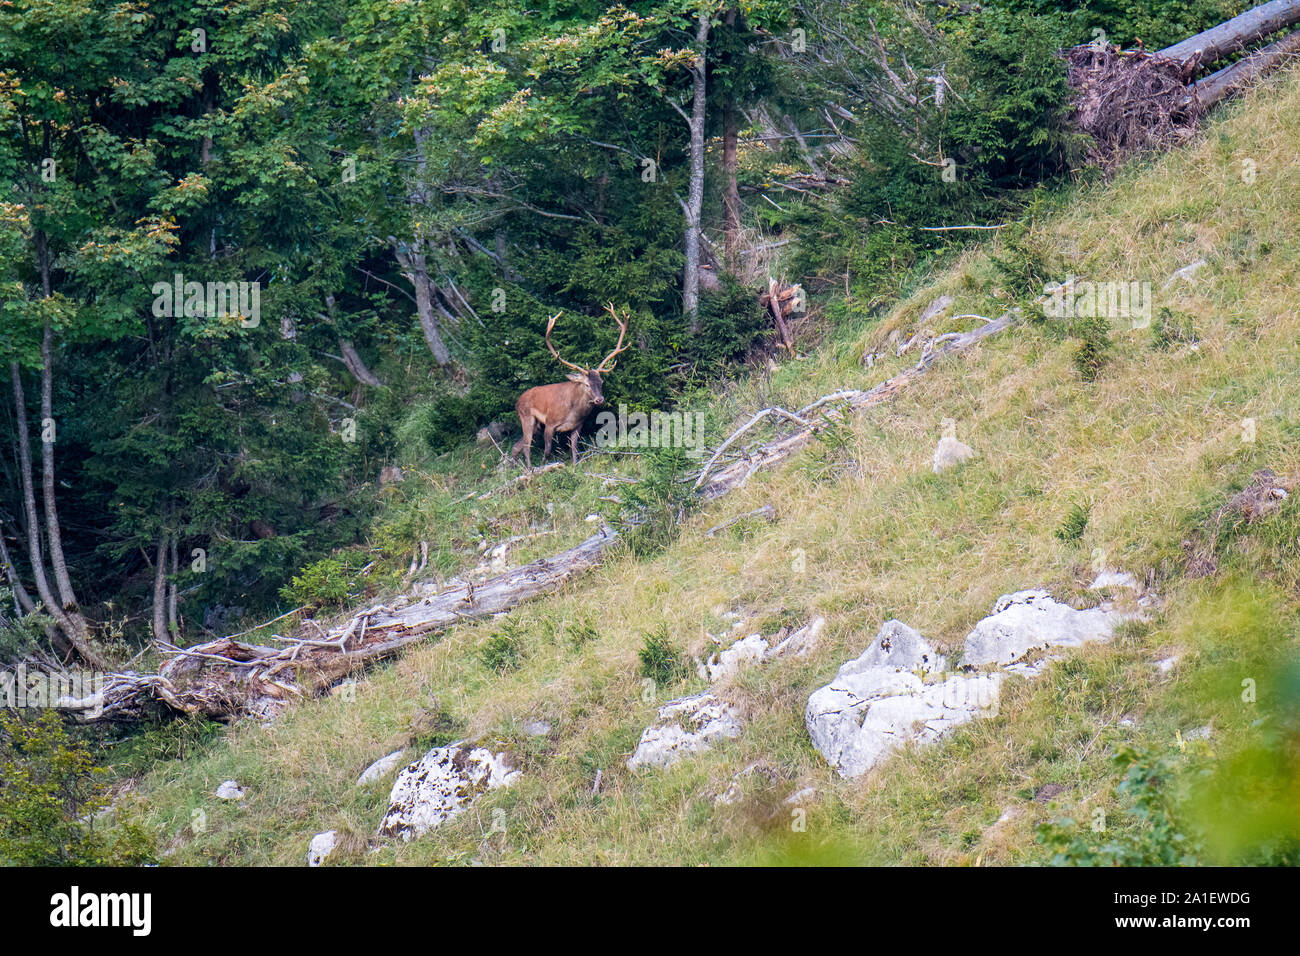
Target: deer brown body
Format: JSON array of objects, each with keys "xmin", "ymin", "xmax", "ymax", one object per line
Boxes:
[{"xmin": 511, "ymin": 306, "xmax": 629, "ymax": 469}]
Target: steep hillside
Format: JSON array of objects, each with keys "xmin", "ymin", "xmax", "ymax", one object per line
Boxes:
[{"xmin": 123, "ymin": 64, "xmax": 1300, "ymax": 866}]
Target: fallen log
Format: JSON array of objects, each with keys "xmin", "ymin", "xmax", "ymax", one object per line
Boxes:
[
  {"xmin": 1183, "ymin": 27, "xmax": 1300, "ymax": 106},
  {"xmin": 64, "ymin": 528, "xmax": 619, "ymax": 722},
  {"xmin": 1065, "ymin": 45, "xmax": 1202, "ymax": 169},
  {"xmin": 1066, "ymin": 1, "xmax": 1300, "ymax": 169},
  {"xmin": 696, "ymin": 312, "xmax": 1016, "ymax": 499},
  {"xmin": 760, "ymin": 278, "xmax": 803, "ymax": 354},
  {"xmin": 1158, "ymin": 0, "xmax": 1300, "ymax": 68}
]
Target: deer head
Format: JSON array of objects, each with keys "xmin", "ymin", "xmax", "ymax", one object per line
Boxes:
[{"xmin": 544, "ymin": 304, "xmax": 629, "ymax": 407}]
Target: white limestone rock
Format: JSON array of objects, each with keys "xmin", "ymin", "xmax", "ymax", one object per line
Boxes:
[
  {"xmin": 712, "ymin": 761, "xmax": 779, "ymax": 807},
  {"xmin": 627, "ymin": 693, "xmax": 743, "ymax": 771},
  {"xmin": 215, "ymin": 780, "xmax": 245, "ymax": 800},
  {"xmin": 378, "ymin": 744, "xmax": 521, "ymax": 841},
  {"xmin": 768, "ymin": 616, "xmax": 825, "ymax": 659},
  {"xmin": 357, "ymin": 750, "xmax": 406, "ymax": 787},
  {"xmin": 962, "ymin": 589, "xmax": 1125, "ymax": 668},
  {"xmin": 841, "ymin": 619, "xmax": 948, "ymax": 676},
  {"xmin": 307, "ymin": 830, "xmax": 337, "ymax": 867},
  {"xmin": 699, "ymin": 616, "xmax": 826, "ymax": 683},
  {"xmin": 1090, "ymin": 569, "xmax": 1139, "ymax": 591},
  {"xmin": 806, "ymin": 667, "xmax": 1001, "ymax": 779},
  {"xmin": 804, "ymin": 619, "xmax": 995, "ymax": 779},
  {"xmin": 698, "ymin": 634, "xmax": 769, "ymax": 682},
  {"xmin": 920, "ymin": 294, "xmax": 954, "ymax": 325},
  {"xmin": 933, "ymin": 435, "xmax": 977, "ymax": 473}
]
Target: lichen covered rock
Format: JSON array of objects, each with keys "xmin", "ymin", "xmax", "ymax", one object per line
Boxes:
[
  {"xmin": 627, "ymin": 693, "xmax": 743, "ymax": 771},
  {"xmin": 378, "ymin": 744, "xmax": 520, "ymax": 841}
]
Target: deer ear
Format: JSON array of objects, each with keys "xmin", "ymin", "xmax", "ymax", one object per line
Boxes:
[{"xmin": 566, "ymin": 371, "xmax": 587, "ymax": 384}]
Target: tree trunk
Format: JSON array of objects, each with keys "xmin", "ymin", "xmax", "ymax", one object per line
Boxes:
[
  {"xmin": 395, "ymin": 240, "xmax": 453, "ymax": 367},
  {"xmin": 38, "ymin": 314, "xmax": 82, "ymax": 619},
  {"xmin": 9, "ymin": 363, "xmax": 102, "ymax": 666},
  {"xmin": 35, "ymin": 233, "xmax": 94, "ymax": 655},
  {"xmin": 1159, "ymin": 0, "xmax": 1300, "ymax": 66},
  {"xmin": 0, "ymin": 525, "xmax": 37, "ymax": 615},
  {"xmin": 168, "ymin": 535, "xmax": 179, "ymax": 639},
  {"xmin": 338, "ymin": 339, "xmax": 385, "ymax": 387},
  {"xmin": 411, "ymin": 244, "xmax": 453, "ymax": 366},
  {"xmin": 721, "ymin": 103, "xmax": 740, "ymax": 274},
  {"xmin": 152, "ymin": 534, "xmax": 169, "ymax": 647},
  {"xmin": 721, "ymin": 10, "xmax": 741, "ymax": 273},
  {"xmin": 683, "ymin": 11, "xmax": 710, "ymax": 331},
  {"xmin": 402, "ymin": 123, "xmax": 454, "ymax": 368},
  {"xmin": 0, "ymin": 523, "xmax": 72, "ymax": 658},
  {"xmin": 319, "ymin": 293, "xmax": 387, "ymax": 386}
]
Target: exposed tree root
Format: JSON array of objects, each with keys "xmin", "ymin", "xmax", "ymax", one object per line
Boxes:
[{"xmin": 1065, "ymin": 44, "xmax": 1201, "ymax": 170}]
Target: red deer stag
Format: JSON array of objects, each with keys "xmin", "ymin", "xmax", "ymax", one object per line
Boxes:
[{"xmin": 511, "ymin": 305, "xmax": 629, "ymax": 469}]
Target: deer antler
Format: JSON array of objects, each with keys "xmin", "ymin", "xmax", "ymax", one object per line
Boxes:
[
  {"xmin": 594, "ymin": 303, "xmax": 630, "ymax": 372},
  {"xmin": 544, "ymin": 311, "xmax": 586, "ymax": 373}
]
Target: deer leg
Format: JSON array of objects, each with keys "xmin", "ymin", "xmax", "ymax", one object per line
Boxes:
[
  {"xmin": 541, "ymin": 425, "xmax": 556, "ymax": 462},
  {"xmin": 513, "ymin": 414, "xmax": 535, "ymax": 469},
  {"xmin": 569, "ymin": 429, "xmax": 580, "ymax": 466}
]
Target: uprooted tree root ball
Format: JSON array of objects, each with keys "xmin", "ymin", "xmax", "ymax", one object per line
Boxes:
[{"xmin": 1066, "ymin": 43, "xmax": 1203, "ymax": 170}]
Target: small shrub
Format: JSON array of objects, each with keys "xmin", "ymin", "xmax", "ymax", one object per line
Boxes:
[
  {"xmin": 406, "ymin": 703, "xmax": 466, "ymax": 751},
  {"xmin": 479, "ymin": 619, "xmax": 526, "ymax": 674},
  {"xmin": 991, "ymin": 227, "xmax": 1059, "ymax": 306},
  {"xmin": 0, "ymin": 711, "xmax": 155, "ymax": 866},
  {"xmin": 1150, "ymin": 307, "xmax": 1199, "ymax": 350},
  {"xmin": 1037, "ymin": 744, "xmax": 1200, "ymax": 866},
  {"xmin": 0, "ymin": 591, "xmax": 51, "ymax": 663},
  {"xmin": 637, "ymin": 625, "xmax": 688, "ymax": 685},
  {"xmin": 1071, "ymin": 314, "xmax": 1112, "ymax": 382},
  {"xmin": 565, "ymin": 619, "xmax": 599, "ymax": 653},
  {"xmin": 618, "ymin": 446, "xmax": 697, "ymax": 557},
  {"xmin": 1055, "ymin": 499, "xmax": 1091, "ymax": 543},
  {"xmin": 278, "ymin": 555, "xmax": 361, "ymax": 609}
]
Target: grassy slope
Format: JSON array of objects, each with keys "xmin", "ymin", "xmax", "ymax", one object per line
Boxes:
[{"xmin": 127, "ymin": 65, "xmax": 1300, "ymax": 866}]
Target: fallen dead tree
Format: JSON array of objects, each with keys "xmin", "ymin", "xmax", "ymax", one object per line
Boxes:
[
  {"xmin": 60, "ymin": 528, "xmax": 618, "ymax": 722},
  {"xmin": 696, "ymin": 311, "xmax": 1016, "ymax": 499},
  {"xmin": 1159, "ymin": 0, "xmax": 1300, "ymax": 67},
  {"xmin": 760, "ymin": 279, "xmax": 803, "ymax": 354},
  {"xmin": 1183, "ymin": 27, "xmax": 1300, "ymax": 104},
  {"xmin": 1067, "ymin": 1, "xmax": 1300, "ymax": 168},
  {"xmin": 1065, "ymin": 45, "xmax": 1201, "ymax": 169}
]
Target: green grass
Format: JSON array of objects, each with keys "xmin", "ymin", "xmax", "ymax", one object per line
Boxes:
[{"xmin": 118, "ymin": 65, "xmax": 1300, "ymax": 866}]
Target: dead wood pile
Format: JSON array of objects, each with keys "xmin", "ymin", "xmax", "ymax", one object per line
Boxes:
[{"xmin": 1065, "ymin": 44, "xmax": 1201, "ymax": 170}]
